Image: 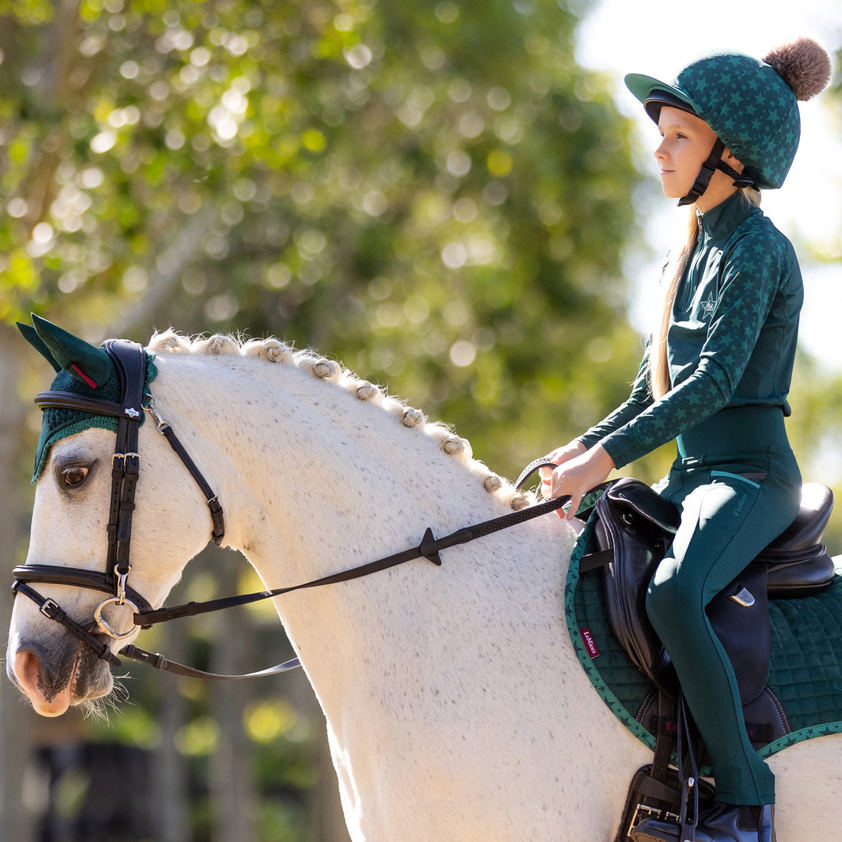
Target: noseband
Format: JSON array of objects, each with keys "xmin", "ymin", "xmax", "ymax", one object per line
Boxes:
[{"xmin": 12, "ymin": 340, "xmax": 224, "ymax": 669}]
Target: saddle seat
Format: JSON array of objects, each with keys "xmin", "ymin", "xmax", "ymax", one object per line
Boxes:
[
  {"xmin": 583, "ymin": 478, "xmax": 837, "ymax": 749},
  {"xmin": 757, "ymin": 482, "xmax": 836, "ymax": 595}
]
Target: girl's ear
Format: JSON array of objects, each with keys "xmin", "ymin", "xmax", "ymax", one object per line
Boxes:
[{"xmin": 722, "ymin": 147, "xmax": 745, "ymax": 171}]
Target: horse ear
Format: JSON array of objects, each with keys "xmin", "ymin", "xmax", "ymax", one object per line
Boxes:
[
  {"xmin": 28, "ymin": 314, "xmax": 114, "ymax": 389},
  {"xmin": 17, "ymin": 321, "xmax": 62, "ymax": 372}
]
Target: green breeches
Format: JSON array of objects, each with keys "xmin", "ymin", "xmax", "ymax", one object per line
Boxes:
[{"xmin": 646, "ymin": 407, "xmax": 801, "ymax": 806}]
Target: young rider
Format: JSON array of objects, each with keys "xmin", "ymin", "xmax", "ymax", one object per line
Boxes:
[{"xmin": 542, "ymin": 39, "xmax": 831, "ymax": 842}]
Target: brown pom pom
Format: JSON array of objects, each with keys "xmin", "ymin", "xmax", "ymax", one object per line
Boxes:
[{"xmin": 764, "ymin": 37, "xmax": 832, "ymax": 101}]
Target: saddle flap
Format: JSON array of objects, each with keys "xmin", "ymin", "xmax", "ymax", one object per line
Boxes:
[
  {"xmin": 593, "ymin": 479, "xmax": 677, "ymax": 684},
  {"xmin": 706, "ymin": 564, "xmax": 770, "ymax": 704},
  {"xmin": 590, "ymin": 478, "xmax": 773, "ymax": 702}
]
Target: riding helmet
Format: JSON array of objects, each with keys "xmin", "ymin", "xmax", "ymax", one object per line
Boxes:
[{"xmin": 625, "ymin": 38, "xmax": 831, "ymax": 197}]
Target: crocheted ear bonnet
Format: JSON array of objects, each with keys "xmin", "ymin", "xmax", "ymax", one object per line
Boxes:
[{"xmin": 18, "ymin": 315, "xmax": 157, "ymax": 481}]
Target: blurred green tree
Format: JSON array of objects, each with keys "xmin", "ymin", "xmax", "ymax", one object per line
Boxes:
[
  {"xmin": 22, "ymin": 1, "xmax": 839, "ymax": 841},
  {"xmin": 1, "ymin": 0, "xmax": 645, "ymax": 482}
]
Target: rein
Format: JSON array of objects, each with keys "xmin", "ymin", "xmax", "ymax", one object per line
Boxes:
[
  {"xmin": 122, "ymin": 472, "xmax": 566, "ymax": 680},
  {"xmin": 13, "ymin": 340, "xmax": 564, "ymax": 681},
  {"xmin": 137, "ymin": 458, "xmax": 563, "ymax": 627}
]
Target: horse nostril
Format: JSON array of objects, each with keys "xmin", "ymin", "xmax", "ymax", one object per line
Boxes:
[
  {"xmin": 12, "ymin": 647, "xmax": 77, "ymax": 717},
  {"xmin": 14, "ymin": 649, "xmax": 43, "ymax": 696}
]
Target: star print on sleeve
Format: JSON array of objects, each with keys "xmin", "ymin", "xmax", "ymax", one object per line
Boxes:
[{"xmin": 578, "ymin": 345, "xmax": 654, "ymax": 451}]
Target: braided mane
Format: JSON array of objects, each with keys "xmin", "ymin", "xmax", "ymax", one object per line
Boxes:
[{"xmin": 148, "ymin": 330, "xmax": 534, "ymax": 511}]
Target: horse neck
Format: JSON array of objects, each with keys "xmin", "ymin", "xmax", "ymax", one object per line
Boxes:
[
  {"xmin": 151, "ymin": 345, "xmax": 539, "ymax": 592},
  {"xmin": 147, "ymin": 346, "xmax": 613, "ymax": 815}
]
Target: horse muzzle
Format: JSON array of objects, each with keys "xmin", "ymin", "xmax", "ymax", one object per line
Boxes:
[{"xmin": 8, "ymin": 631, "xmax": 114, "ymax": 716}]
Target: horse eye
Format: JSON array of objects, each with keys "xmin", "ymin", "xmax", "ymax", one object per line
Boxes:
[{"xmin": 61, "ymin": 465, "xmax": 90, "ymax": 488}]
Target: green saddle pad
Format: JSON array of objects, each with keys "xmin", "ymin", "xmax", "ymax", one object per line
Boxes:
[{"xmin": 565, "ymin": 514, "xmax": 842, "ymax": 759}]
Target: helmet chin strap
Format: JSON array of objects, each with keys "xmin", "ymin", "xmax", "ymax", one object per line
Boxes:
[{"xmin": 678, "ymin": 138, "xmax": 759, "ymax": 207}]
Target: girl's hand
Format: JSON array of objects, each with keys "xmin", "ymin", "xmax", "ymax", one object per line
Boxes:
[
  {"xmin": 538, "ymin": 440, "xmax": 587, "ymax": 497},
  {"xmin": 549, "ymin": 444, "xmax": 615, "ymax": 520}
]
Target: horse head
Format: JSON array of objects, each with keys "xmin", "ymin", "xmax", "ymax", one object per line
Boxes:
[{"xmin": 8, "ymin": 316, "xmax": 214, "ymax": 716}]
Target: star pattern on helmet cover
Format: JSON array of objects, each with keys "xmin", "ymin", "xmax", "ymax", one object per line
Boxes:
[{"xmin": 676, "ymin": 53, "xmax": 800, "ymax": 190}]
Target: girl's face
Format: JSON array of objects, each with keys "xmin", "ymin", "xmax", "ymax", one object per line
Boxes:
[{"xmin": 654, "ymin": 106, "xmax": 736, "ymax": 209}]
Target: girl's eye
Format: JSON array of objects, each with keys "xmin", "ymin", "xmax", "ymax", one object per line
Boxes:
[{"xmin": 61, "ymin": 465, "xmax": 90, "ymax": 488}]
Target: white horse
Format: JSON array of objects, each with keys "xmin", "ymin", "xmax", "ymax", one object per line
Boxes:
[{"xmin": 7, "ymin": 328, "xmax": 842, "ymax": 841}]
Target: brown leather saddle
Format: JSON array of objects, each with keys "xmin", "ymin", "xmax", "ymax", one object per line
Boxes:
[{"xmin": 580, "ymin": 477, "xmax": 836, "ymax": 747}]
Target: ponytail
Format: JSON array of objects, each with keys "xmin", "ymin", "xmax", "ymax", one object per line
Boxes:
[
  {"xmin": 649, "ymin": 207, "xmax": 698, "ymax": 399},
  {"xmin": 648, "ymin": 187, "xmax": 760, "ymax": 399}
]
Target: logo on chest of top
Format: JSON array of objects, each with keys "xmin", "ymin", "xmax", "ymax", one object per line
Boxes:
[{"xmin": 699, "ymin": 295, "xmax": 717, "ymax": 320}]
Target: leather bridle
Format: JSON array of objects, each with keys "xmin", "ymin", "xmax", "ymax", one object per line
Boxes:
[
  {"xmin": 12, "ymin": 339, "xmax": 228, "ymax": 674},
  {"xmin": 12, "ymin": 339, "xmax": 567, "ymax": 681}
]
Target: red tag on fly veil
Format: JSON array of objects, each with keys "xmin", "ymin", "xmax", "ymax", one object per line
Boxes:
[{"xmin": 71, "ymin": 363, "xmax": 98, "ymax": 389}]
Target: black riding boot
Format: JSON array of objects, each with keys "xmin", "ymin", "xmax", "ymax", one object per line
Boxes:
[{"xmin": 630, "ymin": 803, "xmax": 775, "ymax": 842}]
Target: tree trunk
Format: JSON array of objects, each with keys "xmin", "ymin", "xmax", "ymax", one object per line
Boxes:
[
  {"xmin": 209, "ymin": 550, "xmax": 257, "ymax": 842},
  {"xmin": 153, "ymin": 616, "xmax": 191, "ymax": 842},
  {"xmin": 0, "ymin": 323, "xmax": 36, "ymax": 842}
]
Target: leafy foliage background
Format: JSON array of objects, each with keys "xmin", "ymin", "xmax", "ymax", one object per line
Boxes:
[{"xmin": 0, "ymin": 2, "xmax": 839, "ymax": 840}]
